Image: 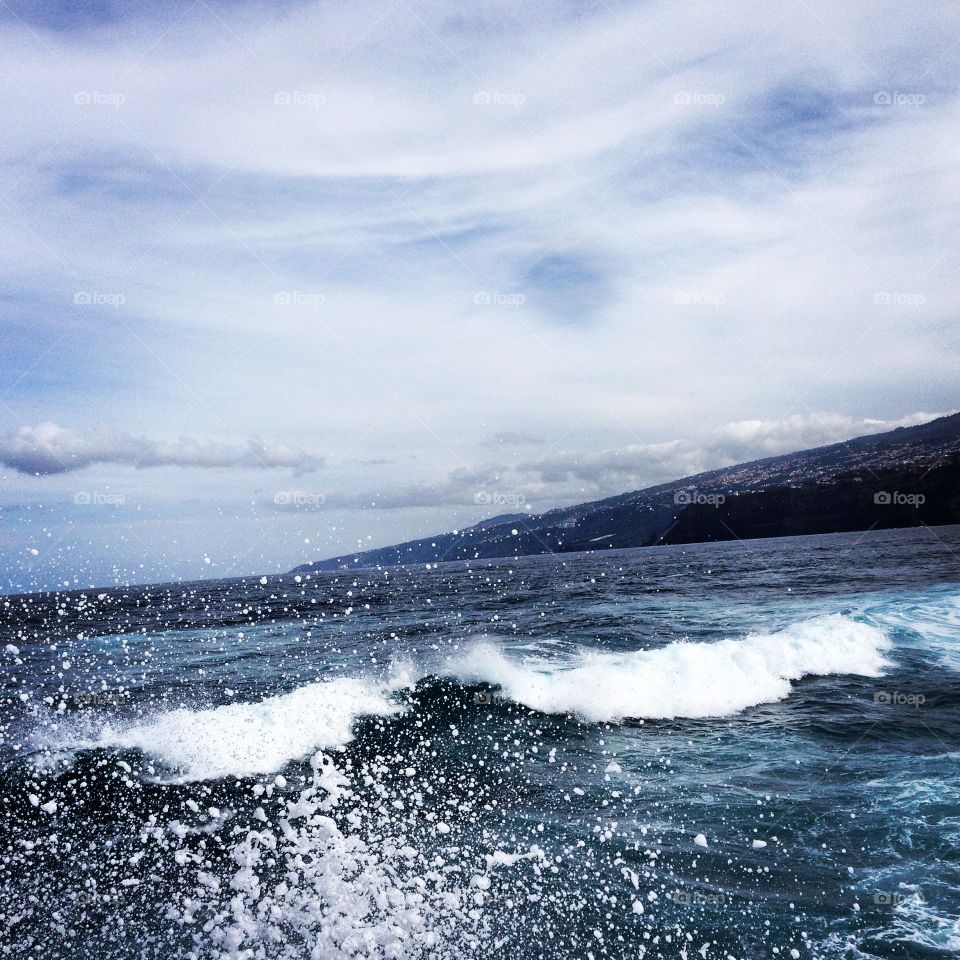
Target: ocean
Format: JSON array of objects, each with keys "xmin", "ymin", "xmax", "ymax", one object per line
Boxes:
[{"xmin": 2, "ymin": 525, "xmax": 959, "ymax": 959}]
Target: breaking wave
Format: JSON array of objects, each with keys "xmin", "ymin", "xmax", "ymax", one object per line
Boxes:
[
  {"xmin": 47, "ymin": 677, "xmax": 401, "ymax": 781},
  {"xmin": 37, "ymin": 614, "xmax": 890, "ymax": 779},
  {"xmin": 442, "ymin": 614, "xmax": 891, "ymax": 723}
]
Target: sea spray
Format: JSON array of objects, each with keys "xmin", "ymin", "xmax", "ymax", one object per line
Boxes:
[{"xmin": 170, "ymin": 751, "xmax": 536, "ymax": 959}]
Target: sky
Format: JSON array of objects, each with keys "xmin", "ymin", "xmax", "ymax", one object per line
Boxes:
[{"xmin": 0, "ymin": 0, "xmax": 958, "ymax": 592}]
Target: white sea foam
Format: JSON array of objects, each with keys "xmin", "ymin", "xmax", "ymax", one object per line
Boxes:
[
  {"xmin": 822, "ymin": 887, "xmax": 960, "ymax": 958},
  {"xmin": 444, "ymin": 614, "xmax": 891, "ymax": 722},
  {"xmin": 885, "ymin": 891, "xmax": 960, "ymax": 953},
  {"xmin": 43, "ymin": 615, "xmax": 890, "ymax": 779},
  {"xmin": 62, "ymin": 677, "xmax": 400, "ymax": 781}
]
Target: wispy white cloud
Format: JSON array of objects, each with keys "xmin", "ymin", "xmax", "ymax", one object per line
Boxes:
[{"xmin": 0, "ymin": 423, "xmax": 321, "ymax": 475}]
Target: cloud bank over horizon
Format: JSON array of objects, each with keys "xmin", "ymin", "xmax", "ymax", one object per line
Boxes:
[
  {"xmin": 1, "ymin": 0, "xmax": 958, "ymax": 589},
  {"xmin": 3, "ymin": 409, "xmax": 943, "ymax": 510},
  {"xmin": 263, "ymin": 410, "xmax": 949, "ymax": 513}
]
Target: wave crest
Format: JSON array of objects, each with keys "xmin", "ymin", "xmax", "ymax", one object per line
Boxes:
[
  {"xmin": 60, "ymin": 677, "xmax": 400, "ymax": 781},
  {"xmin": 444, "ymin": 614, "xmax": 891, "ymax": 722}
]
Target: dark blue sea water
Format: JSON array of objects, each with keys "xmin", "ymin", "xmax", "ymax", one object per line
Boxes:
[{"xmin": 1, "ymin": 525, "xmax": 959, "ymax": 959}]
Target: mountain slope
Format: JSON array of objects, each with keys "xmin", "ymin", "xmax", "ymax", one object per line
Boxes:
[{"xmin": 293, "ymin": 412, "xmax": 960, "ymax": 573}]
